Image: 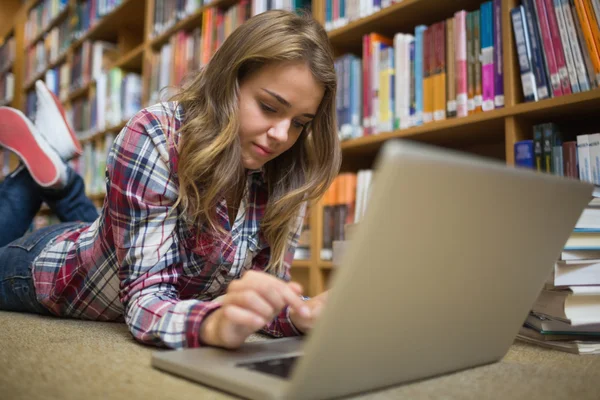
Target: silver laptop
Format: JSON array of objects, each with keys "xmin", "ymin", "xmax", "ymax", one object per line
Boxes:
[{"xmin": 152, "ymin": 140, "xmax": 592, "ymax": 400}]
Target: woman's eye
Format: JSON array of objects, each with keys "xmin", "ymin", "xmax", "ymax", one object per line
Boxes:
[
  {"xmin": 292, "ymin": 120, "xmax": 306, "ymax": 129},
  {"xmin": 260, "ymin": 103, "xmax": 276, "ymax": 113}
]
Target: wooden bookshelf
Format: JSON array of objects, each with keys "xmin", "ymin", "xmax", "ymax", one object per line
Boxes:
[{"xmin": 4, "ymin": 0, "xmax": 600, "ymax": 296}]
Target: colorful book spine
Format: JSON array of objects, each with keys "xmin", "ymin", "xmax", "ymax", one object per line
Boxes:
[
  {"xmin": 423, "ymin": 27, "xmax": 433, "ymax": 123},
  {"xmin": 580, "ymin": 0, "xmax": 600, "ymax": 84},
  {"xmin": 543, "ymin": 0, "xmax": 573, "ymax": 93},
  {"xmin": 563, "ymin": 140, "xmax": 579, "ymax": 178},
  {"xmin": 415, "ymin": 25, "xmax": 427, "ymax": 125},
  {"xmin": 534, "ymin": 0, "xmax": 564, "ymax": 96},
  {"xmin": 511, "ymin": 6, "xmax": 538, "ymax": 102},
  {"xmin": 473, "ymin": 9, "xmax": 483, "ymax": 113},
  {"xmin": 446, "ymin": 17, "xmax": 457, "ymax": 117},
  {"xmin": 533, "ymin": 124, "xmax": 545, "ymax": 171},
  {"xmin": 362, "ymin": 34, "xmax": 371, "ymax": 135},
  {"xmin": 515, "ymin": 140, "xmax": 535, "ymax": 168},
  {"xmin": 409, "ymin": 39, "xmax": 416, "ymax": 125},
  {"xmin": 467, "ymin": 12, "xmax": 475, "ymax": 113},
  {"xmin": 561, "ymin": 0, "xmax": 592, "ymax": 91},
  {"xmin": 553, "ymin": 0, "xmax": 581, "ymax": 92},
  {"xmin": 571, "ymin": 0, "xmax": 599, "ymax": 87},
  {"xmin": 434, "ymin": 21, "xmax": 447, "ymax": 121},
  {"xmin": 493, "ymin": 0, "xmax": 505, "ymax": 108},
  {"xmin": 454, "ymin": 11, "xmax": 468, "ymax": 117},
  {"xmin": 523, "ymin": 0, "xmax": 551, "ymax": 99},
  {"xmin": 481, "ymin": 1, "xmax": 495, "ymax": 111}
]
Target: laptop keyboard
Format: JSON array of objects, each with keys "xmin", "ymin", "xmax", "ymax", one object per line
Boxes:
[{"xmin": 237, "ymin": 356, "xmax": 300, "ymax": 378}]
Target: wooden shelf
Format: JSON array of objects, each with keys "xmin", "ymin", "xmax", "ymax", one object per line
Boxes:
[
  {"xmin": 341, "ymin": 107, "xmax": 510, "ymax": 160},
  {"xmin": 25, "ymin": 5, "xmax": 70, "ymax": 49},
  {"xmin": 68, "ymin": 82, "xmax": 92, "ymax": 102},
  {"xmin": 510, "ymin": 88, "xmax": 600, "ymax": 120},
  {"xmin": 110, "ymin": 43, "xmax": 144, "ymax": 71},
  {"xmin": 328, "ymin": 0, "xmax": 494, "ymax": 55},
  {"xmin": 150, "ymin": 9, "xmax": 203, "ymax": 49},
  {"xmin": 71, "ymin": 0, "xmax": 145, "ymax": 50},
  {"xmin": 320, "ymin": 261, "xmax": 334, "ymax": 269},
  {"xmin": 292, "ymin": 259, "xmax": 311, "ymax": 268}
]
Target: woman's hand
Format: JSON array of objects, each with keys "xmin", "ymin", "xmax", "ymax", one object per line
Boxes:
[
  {"xmin": 199, "ymin": 270, "xmax": 311, "ymax": 349},
  {"xmin": 289, "ymin": 290, "xmax": 328, "ymax": 334}
]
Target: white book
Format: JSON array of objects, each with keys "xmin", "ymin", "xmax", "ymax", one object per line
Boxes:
[
  {"xmin": 394, "ymin": 33, "xmax": 404, "ymax": 131},
  {"xmin": 354, "ymin": 170, "xmax": 365, "ymax": 224},
  {"xmin": 560, "ymin": 0, "xmax": 589, "ymax": 90},
  {"xmin": 588, "ymin": 133, "xmax": 600, "ymax": 185},
  {"xmin": 577, "ymin": 134, "xmax": 592, "ymax": 183},
  {"xmin": 553, "ymin": 259, "xmax": 600, "ymax": 286}
]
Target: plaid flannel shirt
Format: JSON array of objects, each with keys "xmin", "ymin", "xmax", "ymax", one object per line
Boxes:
[{"xmin": 32, "ymin": 102, "xmax": 305, "ymax": 348}]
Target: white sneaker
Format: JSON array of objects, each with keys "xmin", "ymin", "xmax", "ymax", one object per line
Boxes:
[
  {"xmin": 34, "ymin": 80, "xmax": 83, "ymax": 161},
  {"xmin": 0, "ymin": 107, "xmax": 67, "ymax": 188}
]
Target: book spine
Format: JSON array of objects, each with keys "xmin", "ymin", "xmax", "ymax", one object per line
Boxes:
[
  {"xmin": 434, "ymin": 21, "xmax": 447, "ymax": 121},
  {"xmin": 553, "ymin": 0, "xmax": 581, "ymax": 92},
  {"xmin": 446, "ymin": 17, "xmax": 457, "ymax": 117},
  {"xmin": 511, "ymin": 7, "xmax": 538, "ymax": 102},
  {"xmin": 533, "ymin": 124, "xmax": 545, "ymax": 171},
  {"xmin": 535, "ymin": 0, "xmax": 564, "ymax": 96},
  {"xmin": 574, "ymin": 0, "xmax": 600, "ymax": 84},
  {"xmin": 577, "ymin": 134, "xmax": 592, "ymax": 183},
  {"xmin": 481, "ymin": 2, "xmax": 495, "ymax": 112},
  {"xmin": 409, "ymin": 39, "xmax": 416, "ymax": 126},
  {"xmin": 493, "ymin": 0, "xmax": 505, "ymax": 108},
  {"xmin": 467, "ymin": 12, "xmax": 475, "ymax": 113},
  {"xmin": 514, "ymin": 140, "xmax": 536, "ymax": 168},
  {"xmin": 455, "ymin": 11, "xmax": 468, "ymax": 117},
  {"xmin": 473, "ymin": 10, "xmax": 483, "ymax": 113},
  {"xmin": 415, "ymin": 25, "xmax": 427, "ymax": 125},
  {"xmin": 394, "ymin": 33, "xmax": 403, "ymax": 130},
  {"xmin": 588, "ymin": 133, "xmax": 600, "ymax": 184},
  {"xmin": 561, "ymin": 0, "xmax": 592, "ymax": 91},
  {"xmin": 362, "ymin": 34, "xmax": 371, "ymax": 135},
  {"xmin": 523, "ymin": 0, "xmax": 552, "ymax": 100},
  {"xmin": 542, "ymin": 123, "xmax": 555, "ymax": 173},
  {"xmin": 423, "ymin": 27, "xmax": 433, "ymax": 123},
  {"xmin": 563, "ymin": 140, "xmax": 579, "ymax": 178},
  {"xmin": 544, "ymin": 0, "xmax": 574, "ymax": 93},
  {"xmin": 583, "ymin": 0, "xmax": 600, "ymax": 82}
]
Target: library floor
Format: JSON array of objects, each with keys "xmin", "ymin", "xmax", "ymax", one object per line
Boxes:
[{"xmin": 1, "ymin": 311, "xmax": 599, "ymax": 399}]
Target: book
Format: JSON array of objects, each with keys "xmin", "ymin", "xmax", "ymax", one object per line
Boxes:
[
  {"xmin": 532, "ymin": 287, "xmax": 600, "ymax": 325},
  {"xmin": 565, "ymin": 228, "xmax": 600, "ymax": 249},
  {"xmin": 527, "ymin": 312, "xmax": 600, "ymax": 333},
  {"xmin": 515, "ymin": 140, "xmax": 535, "ymax": 168},
  {"xmin": 520, "ymin": 325, "xmax": 600, "ymax": 341},
  {"xmin": 493, "ymin": 0, "xmax": 505, "ymax": 107},
  {"xmin": 517, "ymin": 330, "xmax": 600, "ymax": 354},
  {"xmin": 511, "ymin": 6, "xmax": 538, "ymax": 102},
  {"xmin": 553, "ymin": 259, "xmax": 600, "ymax": 285}
]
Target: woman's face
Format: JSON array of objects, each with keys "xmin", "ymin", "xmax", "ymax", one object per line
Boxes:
[{"xmin": 237, "ymin": 61, "xmax": 324, "ymax": 170}]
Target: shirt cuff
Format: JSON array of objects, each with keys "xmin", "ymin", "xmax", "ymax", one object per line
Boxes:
[{"xmin": 185, "ymin": 301, "xmax": 223, "ymax": 348}]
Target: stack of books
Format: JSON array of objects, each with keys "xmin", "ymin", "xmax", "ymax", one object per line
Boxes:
[{"xmin": 517, "ymin": 190, "xmax": 600, "ymax": 355}]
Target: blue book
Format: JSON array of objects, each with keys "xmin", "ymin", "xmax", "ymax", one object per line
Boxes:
[
  {"xmin": 414, "ymin": 25, "xmax": 427, "ymax": 126},
  {"xmin": 522, "ymin": 0, "xmax": 551, "ymax": 100},
  {"xmin": 510, "ymin": 6, "xmax": 538, "ymax": 102},
  {"xmin": 515, "ymin": 140, "xmax": 535, "ymax": 169}
]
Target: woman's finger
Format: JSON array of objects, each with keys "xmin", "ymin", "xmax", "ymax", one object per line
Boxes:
[{"xmin": 222, "ymin": 290, "xmax": 277, "ymax": 321}]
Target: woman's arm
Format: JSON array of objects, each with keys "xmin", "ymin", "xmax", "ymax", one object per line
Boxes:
[{"xmin": 107, "ymin": 106, "xmax": 221, "ymax": 349}]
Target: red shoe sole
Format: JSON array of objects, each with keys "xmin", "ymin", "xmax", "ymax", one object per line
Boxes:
[
  {"xmin": 0, "ymin": 109, "xmax": 59, "ymax": 186},
  {"xmin": 46, "ymin": 86, "xmax": 83, "ymax": 155}
]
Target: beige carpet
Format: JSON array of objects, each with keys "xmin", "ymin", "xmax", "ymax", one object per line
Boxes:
[{"xmin": 1, "ymin": 311, "xmax": 600, "ymax": 400}]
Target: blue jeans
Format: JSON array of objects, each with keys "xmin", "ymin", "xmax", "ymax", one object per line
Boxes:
[{"xmin": 0, "ymin": 166, "xmax": 99, "ymax": 314}]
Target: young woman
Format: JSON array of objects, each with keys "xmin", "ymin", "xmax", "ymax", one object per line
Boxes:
[{"xmin": 0, "ymin": 10, "xmax": 340, "ymax": 349}]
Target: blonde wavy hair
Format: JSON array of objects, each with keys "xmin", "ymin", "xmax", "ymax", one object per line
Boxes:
[{"xmin": 172, "ymin": 10, "xmax": 341, "ymax": 275}]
